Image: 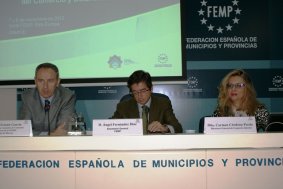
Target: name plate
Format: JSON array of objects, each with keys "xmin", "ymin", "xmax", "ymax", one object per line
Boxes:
[
  {"xmin": 92, "ymin": 119, "xmax": 143, "ymax": 136},
  {"xmin": 0, "ymin": 120, "xmax": 32, "ymax": 137},
  {"xmin": 204, "ymin": 117, "xmax": 257, "ymax": 134}
]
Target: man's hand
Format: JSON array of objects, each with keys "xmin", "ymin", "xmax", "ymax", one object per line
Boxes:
[
  {"xmin": 147, "ymin": 121, "xmax": 169, "ymax": 133},
  {"xmin": 50, "ymin": 123, "xmax": 67, "ymax": 136}
]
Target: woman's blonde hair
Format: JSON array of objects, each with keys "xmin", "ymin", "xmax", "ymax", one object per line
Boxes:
[{"xmin": 217, "ymin": 69, "xmax": 260, "ymax": 115}]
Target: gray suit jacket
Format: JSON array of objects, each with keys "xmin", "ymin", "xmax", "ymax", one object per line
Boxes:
[
  {"xmin": 112, "ymin": 95, "xmax": 183, "ymax": 133},
  {"xmin": 19, "ymin": 85, "xmax": 76, "ymax": 135}
]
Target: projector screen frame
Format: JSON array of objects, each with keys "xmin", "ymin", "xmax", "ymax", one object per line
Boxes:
[{"xmin": 0, "ymin": 0, "xmax": 187, "ymax": 88}]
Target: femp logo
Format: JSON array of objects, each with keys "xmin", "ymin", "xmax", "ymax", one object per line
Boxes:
[
  {"xmin": 186, "ymin": 0, "xmax": 258, "ymax": 51},
  {"xmin": 198, "ymin": 0, "xmax": 241, "ymax": 34},
  {"xmin": 272, "ymin": 76, "xmax": 283, "ymax": 88},
  {"xmin": 268, "ymin": 75, "xmax": 283, "ymax": 92},
  {"xmin": 184, "ymin": 76, "xmax": 203, "ymax": 93},
  {"xmin": 183, "ymin": 0, "xmax": 269, "ymax": 60},
  {"xmin": 158, "ymin": 53, "xmax": 168, "ymax": 64},
  {"xmin": 155, "ymin": 53, "xmax": 172, "ymax": 68},
  {"xmin": 188, "ymin": 76, "xmax": 198, "ymax": 89}
]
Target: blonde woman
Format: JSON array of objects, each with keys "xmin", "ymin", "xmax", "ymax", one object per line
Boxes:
[{"xmin": 213, "ymin": 69, "xmax": 270, "ymax": 131}]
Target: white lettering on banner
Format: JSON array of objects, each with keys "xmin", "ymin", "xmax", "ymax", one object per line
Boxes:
[
  {"xmin": 186, "ymin": 43, "xmax": 217, "ymax": 49},
  {"xmin": 223, "ymin": 43, "xmax": 257, "ymax": 48},
  {"xmin": 186, "ymin": 37, "xmax": 258, "ymax": 50},
  {"xmin": 186, "ymin": 37, "xmax": 219, "ymax": 43},
  {"xmin": 197, "ymin": 0, "xmax": 242, "ymax": 34},
  {"xmin": 220, "ymin": 37, "xmax": 249, "ymax": 42},
  {"xmin": 207, "ymin": 6, "xmax": 233, "ymax": 18},
  {"xmin": 187, "ymin": 0, "xmax": 260, "ymax": 50}
]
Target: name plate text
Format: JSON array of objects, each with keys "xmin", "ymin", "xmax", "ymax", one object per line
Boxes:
[
  {"xmin": 0, "ymin": 120, "xmax": 32, "ymax": 136},
  {"xmin": 204, "ymin": 117, "xmax": 257, "ymax": 134},
  {"xmin": 92, "ymin": 119, "xmax": 143, "ymax": 136}
]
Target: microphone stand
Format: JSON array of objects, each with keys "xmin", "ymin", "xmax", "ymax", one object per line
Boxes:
[
  {"xmin": 47, "ymin": 110, "xmax": 50, "ymax": 135},
  {"xmin": 44, "ymin": 100, "xmax": 51, "ymax": 135}
]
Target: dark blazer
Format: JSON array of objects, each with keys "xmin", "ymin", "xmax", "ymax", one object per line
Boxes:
[
  {"xmin": 112, "ymin": 95, "xmax": 183, "ymax": 133},
  {"xmin": 19, "ymin": 85, "xmax": 76, "ymax": 135}
]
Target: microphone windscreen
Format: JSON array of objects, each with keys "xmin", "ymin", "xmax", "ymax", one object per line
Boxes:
[{"xmin": 44, "ymin": 100, "xmax": 50, "ymax": 112}]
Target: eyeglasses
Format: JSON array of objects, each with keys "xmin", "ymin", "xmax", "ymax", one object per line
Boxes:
[
  {"xmin": 130, "ymin": 88, "xmax": 150, "ymax": 96},
  {"xmin": 227, "ymin": 83, "xmax": 245, "ymax": 89}
]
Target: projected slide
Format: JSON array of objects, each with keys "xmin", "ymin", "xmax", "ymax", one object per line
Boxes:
[{"xmin": 0, "ymin": 0, "xmax": 183, "ymax": 85}]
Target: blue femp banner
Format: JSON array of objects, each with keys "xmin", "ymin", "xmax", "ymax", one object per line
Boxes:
[
  {"xmin": 269, "ymin": 0, "xmax": 283, "ymax": 60},
  {"xmin": 67, "ymin": 68, "xmax": 282, "ymax": 100},
  {"xmin": 186, "ymin": 69, "xmax": 283, "ymax": 98},
  {"xmin": 16, "ymin": 68, "xmax": 283, "ymax": 101},
  {"xmin": 181, "ymin": 0, "xmax": 270, "ymax": 60},
  {"xmin": 70, "ymin": 86, "xmax": 129, "ymax": 100}
]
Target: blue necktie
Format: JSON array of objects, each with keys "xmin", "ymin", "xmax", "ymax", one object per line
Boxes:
[{"xmin": 44, "ymin": 99, "xmax": 50, "ymax": 112}]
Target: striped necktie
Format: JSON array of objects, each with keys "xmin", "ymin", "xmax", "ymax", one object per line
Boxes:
[{"xmin": 142, "ymin": 105, "xmax": 149, "ymax": 135}]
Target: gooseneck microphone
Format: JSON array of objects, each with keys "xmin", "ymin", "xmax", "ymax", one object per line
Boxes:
[{"xmin": 44, "ymin": 100, "xmax": 51, "ymax": 135}]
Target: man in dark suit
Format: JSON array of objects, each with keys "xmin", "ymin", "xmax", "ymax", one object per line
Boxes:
[
  {"xmin": 19, "ymin": 63, "xmax": 76, "ymax": 136},
  {"xmin": 112, "ymin": 70, "xmax": 183, "ymax": 134}
]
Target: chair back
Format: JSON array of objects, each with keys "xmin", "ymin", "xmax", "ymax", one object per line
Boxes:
[
  {"xmin": 265, "ymin": 113, "xmax": 283, "ymax": 132},
  {"xmin": 199, "ymin": 116, "xmax": 210, "ymax": 133},
  {"xmin": 265, "ymin": 122, "xmax": 283, "ymax": 132}
]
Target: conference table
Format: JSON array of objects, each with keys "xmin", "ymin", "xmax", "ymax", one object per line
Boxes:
[{"xmin": 0, "ymin": 133, "xmax": 282, "ymax": 189}]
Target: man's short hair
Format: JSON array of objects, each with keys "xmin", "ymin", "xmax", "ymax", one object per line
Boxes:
[
  {"xmin": 35, "ymin": 63, "xmax": 59, "ymax": 78},
  {"xmin": 127, "ymin": 70, "xmax": 152, "ymax": 91}
]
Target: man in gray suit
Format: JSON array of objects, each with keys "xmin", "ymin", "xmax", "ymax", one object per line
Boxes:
[
  {"xmin": 112, "ymin": 70, "xmax": 183, "ymax": 134},
  {"xmin": 19, "ymin": 63, "xmax": 76, "ymax": 136}
]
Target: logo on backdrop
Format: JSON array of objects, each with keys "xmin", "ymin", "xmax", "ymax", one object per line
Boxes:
[
  {"xmin": 107, "ymin": 53, "xmax": 172, "ymax": 69},
  {"xmin": 184, "ymin": 76, "xmax": 203, "ymax": 93},
  {"xmin": 187, "ymin": 76, "xmax": 198, "ymax": 89},
  {"xmin": 272, "ymin": 76, "xmax": 283, "ymax": 88},
  {"xmin": 98, "ymin": 86, "xmax": 118, "ymax": 94},
  {"xmin": 272, "ymin": 75, "xmax": 283, "ymax": 87},
  {"xmin": 269, "ymin": 75, "xmax": 283, "ymax": 92},
  {"xmin": 155, "ymin": 53, "xmax": 172, "ymax": 67},
  {"xmin": 198, "ymin": 0, "xmax": 241, "ymax": 34},
  {"xmin": 182, "ymin": 0, "xmax": 269, "ymax": 60},
  {"xmin": 187, "ymin": 0, "xmax": 257, "ymax": 50},
  {"xmin": 108, "ymin": 55, "xmax": 123, "ymax": 69},
  {"xmin": 108, "ymin": 55, "xmax": 136, "ymax": 69},
  {"xmin": 158, "ymin": 53, "xmax": 168, "ymax": 64}
]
